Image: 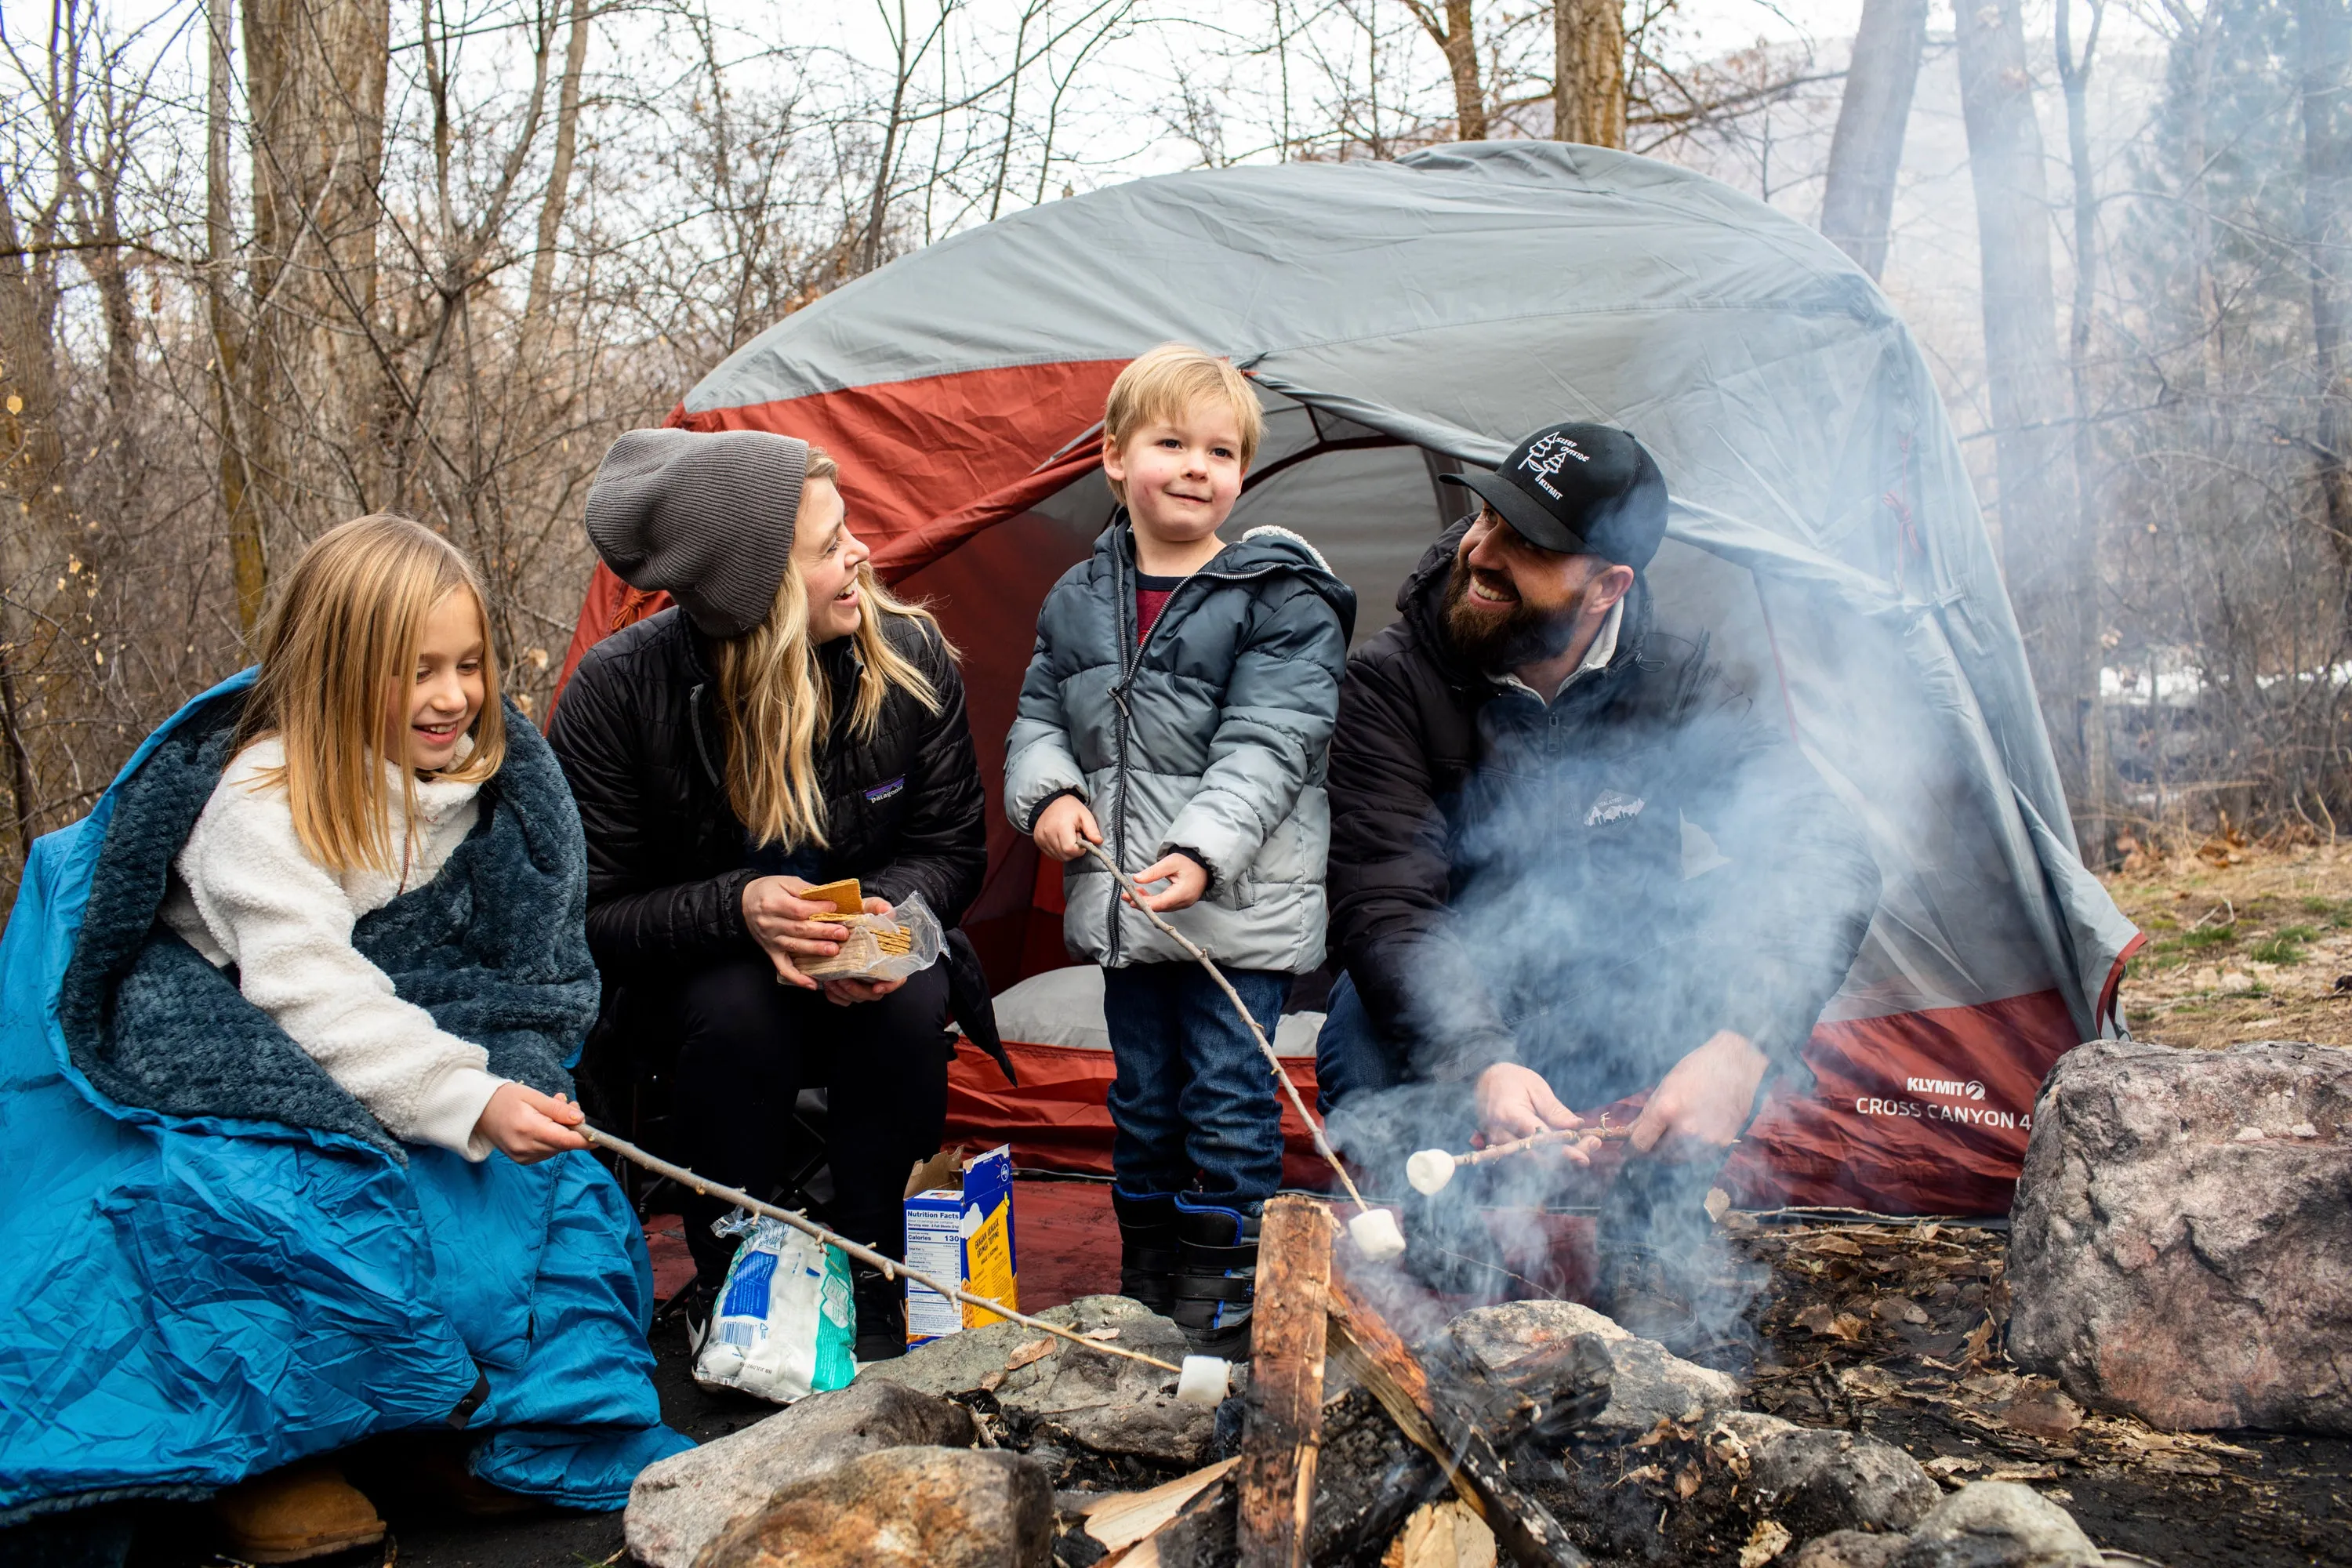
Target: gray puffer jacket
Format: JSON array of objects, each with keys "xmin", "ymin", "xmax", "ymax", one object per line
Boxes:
[{"xmin": 1005, "ymin": 516, "xmax": 1356, "ymax": 973}]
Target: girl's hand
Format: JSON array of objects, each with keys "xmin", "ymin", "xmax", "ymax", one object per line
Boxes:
[
  {"xmin": 742, "ymin": 875, "xmax": 845, "ymax": 990},
  {"xmin": 1131, "ymin": 853, "xmax": 1208, "ymax": 913},
  {"xmin": 1033, "ymin": 795, "xmax": 1102, "ymax": 862},
  {"xmin": 474, "ymin": 1084, "xmax": 589, "ymax": 1163}
]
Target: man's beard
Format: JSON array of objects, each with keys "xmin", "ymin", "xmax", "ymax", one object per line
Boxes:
[{"xmin": 1441, "ymin": 554, "xmax": 1582, "ymax": 670}]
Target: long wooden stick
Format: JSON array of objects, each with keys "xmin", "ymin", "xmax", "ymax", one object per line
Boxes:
[
  {"xmin": 578, "ymin": 1124, "xmax": 1185, "ymax": 1377},
  {"xmin": 1082, "ymin": 840, "xmax": 1371, "ymax": 1214},
  {"xmin": 1457, "ymin": 1122, "xmax": 1637, "ymax": 1168}
]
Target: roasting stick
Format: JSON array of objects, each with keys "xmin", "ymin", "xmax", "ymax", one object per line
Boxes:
[
  {"xmin": 1406, "ymin": 1122, "xmax": 1637, "ymax": 1195},
  {"xmin": 578, "ymin": 1124, "xmax": 1232, "ymax": 1399},
  {"xmin": 1080, "ymin": 840, "xmax": 1407, "ymax": 1261}
]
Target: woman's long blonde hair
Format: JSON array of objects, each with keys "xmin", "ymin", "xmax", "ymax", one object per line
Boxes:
[
  {"xmin": 236, "ymin": 514, "xmax": 506, "ymax": 877},
  {"xmin": 715, "ymin": 452, "xmax": 948, "ymax": 849}
]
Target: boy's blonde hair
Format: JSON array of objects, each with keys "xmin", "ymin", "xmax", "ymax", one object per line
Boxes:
[
  {"xmin": 714, "ymin": 448, "xmax": 953, "ymax": 850},
  {"xmin": 1101, "ymin": 343, "xmax": 1264, "ymax": 503},
  {"xmin": 237, "ymin": 513, "xmax": 506, "ymax": 879}
]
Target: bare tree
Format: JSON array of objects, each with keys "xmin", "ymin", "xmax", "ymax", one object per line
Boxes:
[
  {"xmin": 1403, "ymin": 1, "xmax": 1488, "ymax": 140},
  {"xmin": 1555, "ymin": 0, "xmax": 1626, "ymax": 147},
  {"xmin": 1820, "ymin": 0, "xmax": 1926, "ymax": 279},
  {"xmin": 1956, "ymin": 0, "xmax": 2094, "ymax": 843}
]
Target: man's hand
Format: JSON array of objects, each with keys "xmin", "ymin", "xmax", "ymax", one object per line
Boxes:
[
  {"xmin": 1475, "ymin": 1062, "xmax": 1592, "ymax": 1163},
  {"xmin": 474, "ymin": 1083, "xmax": 588, "ymax": 1163},
  {"xmin": 741, "ymin": 874, "xmax": 845, "ymax": 990},
  {"xmin": 1628, "ymin": 1030, "xmax": 1769, "ymax": 1156},
  {"xmin": 1033, "ymin": 795, "xmax": 1102, "ymax": 862},
  {"xmin": 1131, "ymin": 853, "xmax": 1209, "ymax": 913}
]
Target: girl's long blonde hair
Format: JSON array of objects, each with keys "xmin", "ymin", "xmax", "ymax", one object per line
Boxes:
[
  {"xmin": 236, "ymin": 514, "xmax": 506, "ymax": 877},
  {"xmin": 715, "ymin": 452, "xmax": 948, "ymax": 849}
]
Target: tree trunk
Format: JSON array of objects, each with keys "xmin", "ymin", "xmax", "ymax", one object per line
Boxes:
[
  {"xmin": 1820, "ymin": 0, "xmax": 1927, "ymax": 279},
  {"xmin": 241, "ymin": 0, "xmax": 391, "ymax": 531},
  {"xmin": 2298, "ymin": 0, "xmax": 2352, "ymax": 591},
  {"xmin": 1409, "ymin": 2, "xmax": 1488, "ymax": 143},
  {"xmin": 1955, "ymin": 0, "xmax": 2092, "ymax": 844},
  {"xmin": 526, "ymin": 0, "xmax": 591, "ymax": 328},
  {"xmin": 1552, "ymin": 0, "xmax": 1624, "ymax": 147},
  {"xmin": 2059, "ymin": 0, "xmax": 2115, "ymax": 864},
  {"xmin": 207, "ymin": 0, "xmax": 265, "ymax": 631}
]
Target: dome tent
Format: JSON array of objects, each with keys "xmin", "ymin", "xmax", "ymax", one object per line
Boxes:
[{"xmin": 556, "ymin": 140, "xmax": 2141, "ymax": 1215}]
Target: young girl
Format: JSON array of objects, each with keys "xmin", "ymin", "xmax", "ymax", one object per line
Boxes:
[
  {"xmin": 0, "ymin": 515, "xmax": 682, "ymax": 1561},
  {"xmin": 162, "ymin": 516, "xmax": 587, "ymax": 1165}
]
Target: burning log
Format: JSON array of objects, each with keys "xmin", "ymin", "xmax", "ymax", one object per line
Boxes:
[
  {"xmin": 1323, "ymin": 1268, "xmax": 1592, "ymax": 1568},
  {"xmin": 1406, "ymin": 1124, "xmax": 1637, "ymax": 1196},
  {"xmin": 1236, "ymin": 1197, "xmax": 1335, "ymax": 1568}
]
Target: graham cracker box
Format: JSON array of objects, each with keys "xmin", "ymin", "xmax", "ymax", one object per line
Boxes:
[{"xmin": 902, "ymin": 1143, "xmax": 1017, "ymax": 1346}]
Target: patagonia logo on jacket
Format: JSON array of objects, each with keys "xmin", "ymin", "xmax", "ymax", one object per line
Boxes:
[{"xmin": 864, "ymin": 776, "xmax": 906, "ymax": 804}]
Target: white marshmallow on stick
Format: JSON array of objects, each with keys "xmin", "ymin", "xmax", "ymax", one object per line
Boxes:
[
  {"xmin": 1406, "ymin": 1122, "xmax": 1636, "ymax": 1194},
  {"xmin": 1347, "ymin": 1207, "xmax": 1408, "ymax": 1261},
  {"xmin": 1176, "ymin": 1355, "xmax": 1232, "ymax": 1404},
  {"xmin": 1080, "ymin": 841, "xmax": 1404, "ymax": 1261}
]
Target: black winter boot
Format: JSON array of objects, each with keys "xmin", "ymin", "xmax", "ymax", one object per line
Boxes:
[
  {"xmin": 1172, "ymin": 1196, "xmax": 1261, "ymax": 1359},
  {"xmin": 1112, "ymin": 1190, "xmax": 1181, "ymax": 1316},
  {"xmin": 851, "ymin": 1261, "xmax": 908, "ymax": 1361}
]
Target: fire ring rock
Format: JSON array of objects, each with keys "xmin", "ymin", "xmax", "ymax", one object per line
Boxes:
[
  {"xmin": 625, "ymin": 1379, "xmax": 976, "ymax": 1568},
  {"xmin": 2008, "ymin": 1039, "xmax": 2352, "ymax": 1433},
  {"xmin": 691, "ymin": 1446, "xmax": 1053, "ymax": 1568}
]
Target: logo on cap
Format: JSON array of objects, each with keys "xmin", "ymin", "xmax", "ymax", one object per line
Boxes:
[{"xmin": 1517, "ymin": 432, "xmax": 1592, "ymax": 499}]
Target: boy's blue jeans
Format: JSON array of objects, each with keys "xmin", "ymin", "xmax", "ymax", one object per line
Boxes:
[{"xmin": 1102, "ymin": 961, "xmax": 1291, "ymax": 1206}]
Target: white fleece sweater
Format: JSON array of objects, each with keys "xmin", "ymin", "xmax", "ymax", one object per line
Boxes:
[{"xmin": 160, "ymin": 737, "xmax": 507, "ymax": 1159}]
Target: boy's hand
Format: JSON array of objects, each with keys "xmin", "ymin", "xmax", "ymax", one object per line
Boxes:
[
  {"xmin": 1130, "ymin": 852, "xmax": 1209, "ymax": 913},
  {"xmin": 1033, "ymin": 795, "xmax": 1102, "ymax": 862},
  {"xmin": 742, "ymin": 874, "xmax": 844, "ymax": 990},
  {"xmin": 474, "ymin": 1084, "xmax": 589, "ymax": 1163}
]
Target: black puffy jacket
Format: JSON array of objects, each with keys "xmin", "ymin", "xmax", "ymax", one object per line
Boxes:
[
  {"xmin": 546, "ymin": 606, "xmax": 987, "ymax": 971},
  {"xmin": 1327, "ymin": 523, "xmax": 1882, "ymax": 1086}
]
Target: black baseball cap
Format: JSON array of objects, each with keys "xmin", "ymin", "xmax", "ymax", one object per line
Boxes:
[{"xmin": 1440, "ymin": 422, "xmax": 1668, "ymax": 569}]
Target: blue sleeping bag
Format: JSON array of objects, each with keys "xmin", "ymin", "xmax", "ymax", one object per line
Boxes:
[{"xmin": 0, "ymin": 672, "xmax": 690, "ymax": 1525}]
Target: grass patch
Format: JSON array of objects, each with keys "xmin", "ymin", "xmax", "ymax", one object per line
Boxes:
[
  {"xmin": 2251, "ymin": 929, "xmax": 2315, "ymax": 964},
  {"xmin": 2180, "ymin": 924, "xmax": 2239, "ymax": 950},
  {"xmin": 2141, "ymin": 913, "xmax": 2181, "ymax": 931},
  {"xmin": 2303, "ymin": 896, "xmax": 2337, "ymax": 915}
]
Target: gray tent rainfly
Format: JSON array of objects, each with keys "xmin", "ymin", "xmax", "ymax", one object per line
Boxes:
[{"xmin": 557, "ymin": 141, "xmax": 2140, "ymax": 1214}]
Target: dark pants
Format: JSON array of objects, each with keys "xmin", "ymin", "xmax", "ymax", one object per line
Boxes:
[
  {"xmin": 1102, "ymin": 962, "xmax": 1290, "ymax": 1206},
  {"xmin": 655, "ymin": 955, "xmax": 951, "ymax": 1286},
  {"xmin": 1316, "ymin": 970, "xmax": 1730, "ymax": 1271}
]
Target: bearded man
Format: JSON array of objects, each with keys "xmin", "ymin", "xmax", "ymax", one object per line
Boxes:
[{"xmin": 1318, "ymin": 422, "xmax": 1880, "ymax": 1338}]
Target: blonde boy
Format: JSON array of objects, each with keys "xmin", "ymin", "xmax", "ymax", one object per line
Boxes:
[{"xmin": 1003, "ymin": 344, "xmax": 1355, "ymax": 1357}]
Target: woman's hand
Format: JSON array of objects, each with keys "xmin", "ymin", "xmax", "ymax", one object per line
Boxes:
[
  {"xmin": 1033, "ymin": 795, "xmax": 1102, "ymax": 862},
  {"xmin": 474, "ymin": 1084, "xmax": 589, "ymax": 1163},
  {"xmin": 742, "ymin": 875, "xmax": 846, "ymax": 990},
  {"xmin": 822, "ymin": 895, "xmax": 907, "ymax": 1006},
  {"xmin": 1130, "ymin": 853, "xmax": 1208, "ymax": 913}
]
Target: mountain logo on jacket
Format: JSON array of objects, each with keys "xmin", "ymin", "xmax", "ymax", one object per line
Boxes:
[
  {"xmin": 1584, "ymin": 789, "xmax": 1645, "ymax": 826},
  {"xmin": 864, "ymin": 776, "xmax": 906, "ymax": 803}
]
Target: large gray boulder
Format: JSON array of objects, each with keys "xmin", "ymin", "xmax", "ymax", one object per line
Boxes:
[
  {"xmin": 1892, "ymin": 1481, "xmax": 2102, "ymax": 1568},
  {"xmin": 855, "ymin": 1294, "xmax": 1213, "ymax": 1464},
  {"xmin": 2009, "ymin": 1039, "xmax": 2352, "ymax": 1432},
  {"xmin": 1446, "ymin": 1298, "xmax": 1740, "ymax": 1433},
  {"xmin": 693, "ymin": 1446, "xmax": 1052, "ymax": 1568},
  {"xmin": 624, "ymin": 1379, "xmax": 975, "ymax": 1568}
]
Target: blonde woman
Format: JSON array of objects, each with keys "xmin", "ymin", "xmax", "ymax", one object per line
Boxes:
[
  {"xmin": 0, "ymin": 514, "xmax": 683, "ymax": 1559},
  {"xmin": 548, "ymin": 429, "xmax": 989, "ymax": 1361}
]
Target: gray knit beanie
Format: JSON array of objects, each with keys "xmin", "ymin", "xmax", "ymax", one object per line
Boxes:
[{"xmin": 583, "ymin": 427, "xmax": 811, "ymax": 637}]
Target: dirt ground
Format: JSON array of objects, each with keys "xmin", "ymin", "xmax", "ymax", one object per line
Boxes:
[{"xmin": 2106, "ymin": 837, "xmax": 2352, "ymax": 1051}]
